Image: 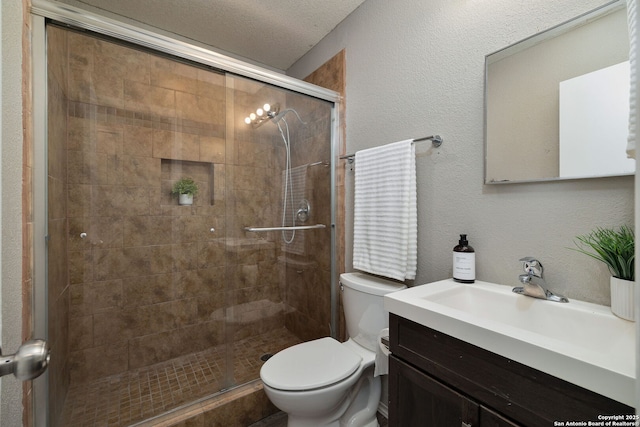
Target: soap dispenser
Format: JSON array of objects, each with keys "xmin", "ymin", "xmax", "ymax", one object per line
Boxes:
[{"xmin": 453, "ymin": 234, "xmax": 475, "ymax": 283}]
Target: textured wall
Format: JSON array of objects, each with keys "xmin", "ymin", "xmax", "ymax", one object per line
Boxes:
[
  {"xmin": 288, "ymin": 0, "xmax": 634, "ymax": 306},
  {"xmin": 1, "ymin": 0, "xmax": 26, "ymax": 425}
]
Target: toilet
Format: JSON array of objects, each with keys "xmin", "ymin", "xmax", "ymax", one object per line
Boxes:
[{"xmin": 260, "ymin": 272, "xmax": 406, "ymax": 426}]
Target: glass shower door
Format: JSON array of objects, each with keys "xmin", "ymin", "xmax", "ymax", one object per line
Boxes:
[
  {"xmin": 47, "ymin": 25, "xmax": 236, "ymax": 426},
  {"xmin": 224, "ymin": 75, "xmax": 334, "ymax": 357},
  {"xmin": 44, "ymin": 22, "xmax": 335, "ymax": 427}
]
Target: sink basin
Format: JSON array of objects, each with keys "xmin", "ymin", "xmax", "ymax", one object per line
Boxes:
[{"xmin": 384, "ymin": 279, "xmax": 635, "ymax": 407}]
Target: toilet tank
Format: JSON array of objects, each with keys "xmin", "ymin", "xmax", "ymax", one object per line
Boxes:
[{"xmin": 340, "ymin": 272, "xmax": 406, "ymax": 351}]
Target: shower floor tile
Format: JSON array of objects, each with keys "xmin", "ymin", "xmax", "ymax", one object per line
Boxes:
[{"xmin": 60, "ymin": 328, "xmax": 301, "ymax": 427}]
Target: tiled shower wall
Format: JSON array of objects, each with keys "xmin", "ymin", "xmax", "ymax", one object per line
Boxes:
[{"xmin": 46, "ymin": 24, "xmax": 332, "ymax": 424}]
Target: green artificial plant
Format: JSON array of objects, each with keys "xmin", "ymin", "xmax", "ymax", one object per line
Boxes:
[
  {"xmin": 171, "ymin": 177, "xmax": 199, "ymax": 196},
  {"xmin": 572, "ymin": 225, "xmax": 635, "ymax": 281}
]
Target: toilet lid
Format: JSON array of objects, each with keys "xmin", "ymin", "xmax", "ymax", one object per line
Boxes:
[{"xmin": 260, "ymin": 337, "xmax": 362, "ymax": 391}]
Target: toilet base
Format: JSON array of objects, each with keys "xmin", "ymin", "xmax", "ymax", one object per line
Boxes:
[
  {"xmin": 287, "ymin": 415, "xmax": 379, "ymax": 427},
  {"xmin": 272, "ymin": 365, "xmax": 380, "ymax": 427}
]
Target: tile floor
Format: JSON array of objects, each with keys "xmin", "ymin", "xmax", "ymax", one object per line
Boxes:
[
  {"xmin": 247, "ymin": 411, "xmax": 288, "ymax": 427},
  {"xmin": 247, "ymin": 410, "xmax": 389, "ymax": 427},
  {"xmin": 60, "ymin": 328, "xmax": 301, "ymax": 426}
]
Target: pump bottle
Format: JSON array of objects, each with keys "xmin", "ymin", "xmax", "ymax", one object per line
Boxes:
[{"xmin": 453, "ymin": 234, "xmax": 475, "ymax": 283}]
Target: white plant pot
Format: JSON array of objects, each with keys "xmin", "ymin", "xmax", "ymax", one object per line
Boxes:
[
  {"xmin": 178, "ymin": 194, "xmax": 193, "ymax": 205},
  {"xmin": 610, "ymin": 276, "xmax": 635, "ymax": 321}
]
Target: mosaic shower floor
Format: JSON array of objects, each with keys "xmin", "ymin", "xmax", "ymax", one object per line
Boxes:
[{"xmin": 60, "ymin": 328, "xmax": 301, "ymax": 427}]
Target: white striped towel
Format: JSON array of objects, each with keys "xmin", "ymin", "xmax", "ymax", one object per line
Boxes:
[
  {"xmin": 627, "ymin": 0, "xmax": 638, "ymax": 158},
  {"xmin": 353, "ymin": 139, "xmax": 417, "ymax": 281}
]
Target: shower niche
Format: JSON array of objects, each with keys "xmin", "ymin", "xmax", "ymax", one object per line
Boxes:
[{"xmin": 162, "ymin": 159, "xmax": 216, "ymax": 206}]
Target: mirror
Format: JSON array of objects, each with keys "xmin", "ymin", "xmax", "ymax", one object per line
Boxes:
[{"xmin": 484, "ymin": 0, "xmax": 633, "ymax": 184}]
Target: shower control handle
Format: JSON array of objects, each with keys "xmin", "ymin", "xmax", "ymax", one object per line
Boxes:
[
  {"xmin": 0, "ymin": 339, "xmax": 50, "ymax": 381},
  {"xmin": 296, "ymin": 199, "xmax": 311, "ymax": 223}
]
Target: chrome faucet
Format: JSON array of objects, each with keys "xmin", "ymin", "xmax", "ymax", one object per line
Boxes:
[{"xmin": 512, "ymin": 257, "xmax": 569, "ymax": 303}]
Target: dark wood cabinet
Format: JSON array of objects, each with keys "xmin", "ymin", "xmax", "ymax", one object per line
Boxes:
[
  {"xmin": 390, "ymin": 356, "xmax": 520, "ymax": 426},
  {"xmin": 391, "ymin": 356, "xmax": 480, "ymax": 426},
  {"xmin": 388, "ymin": 314, "xmax": 633, "ymax": 427},
  {"xmin": 480, "ymin": 406, "xmax": 520, "ymax": 427}
]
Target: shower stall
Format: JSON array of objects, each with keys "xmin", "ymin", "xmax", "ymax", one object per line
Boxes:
[{"xmin": 33, "ymin": 4, "xmax": 339, "ymax": 426}]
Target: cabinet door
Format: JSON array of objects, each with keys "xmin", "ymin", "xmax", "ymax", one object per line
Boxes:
[
  {"xmin": 480, "ymin": 406, "xmax": 521, "ymax": 427},
  {"xmin": 389, "ymin": 355, "xmax": 479, "ymax": 427}
]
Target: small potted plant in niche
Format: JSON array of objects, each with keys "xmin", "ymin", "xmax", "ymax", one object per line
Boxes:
[
  {"xmin": 171, "ymin": 177, "xmax": 199, "ymax": 206},
  {"xmin": 572, "ymin": 225, "xmax": 635, "ymax": 321}
]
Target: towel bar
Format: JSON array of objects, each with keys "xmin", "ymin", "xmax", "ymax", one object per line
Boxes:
[{"xmin": 340, "ymin": 135, "xmax": 443, "ymax": 163}]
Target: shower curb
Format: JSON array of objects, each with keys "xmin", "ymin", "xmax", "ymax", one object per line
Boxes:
[{"xmin": 129, "ymin": 380, "xmax": 278, "ymax": 427}]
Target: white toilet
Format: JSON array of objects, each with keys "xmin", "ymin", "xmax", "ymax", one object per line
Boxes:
[{"xmin": 260, "ymin": 272, "xmax": 406, "ymax": 426}]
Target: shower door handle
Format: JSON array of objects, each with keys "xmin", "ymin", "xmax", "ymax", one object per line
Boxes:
[
  {"xmin": 244, "ymin": 224, "xmax": 326, "ymax": 232},
  {"xmin": 0, "ymin": 339, "xmax": 50, "ymax": 380}
]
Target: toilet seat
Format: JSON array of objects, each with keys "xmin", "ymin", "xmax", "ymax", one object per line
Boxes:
[{"xmin": 261, "ymin": 337, "xmax": 362, "ymax": 391}]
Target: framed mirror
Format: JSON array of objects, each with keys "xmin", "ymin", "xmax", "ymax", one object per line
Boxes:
[{"xmin": 484, "ymin": 0, "xmax": 633, "ymax": 184}]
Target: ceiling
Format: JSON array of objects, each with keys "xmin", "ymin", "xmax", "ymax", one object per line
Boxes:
[{"xmin": 55, "ymin": 0, "xmax": 367, "ymax": 70}]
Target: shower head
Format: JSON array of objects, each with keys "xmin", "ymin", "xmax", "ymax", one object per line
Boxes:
[
  {"xmin": 244, "ymin": 103, "xmax": 280, "ymax": 127},
  {"xmin": 270, "ymin": 108, "xmax": 307, "ymax": 126},
  {"xmin": 244, "ymin": 104, "xmax": 306, "ymax": 128},
  {"xmin": 269, "ymin": 109, "xmax": 288, "ymax": 123}
]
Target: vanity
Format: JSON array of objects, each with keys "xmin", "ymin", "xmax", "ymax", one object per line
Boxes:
[{"xmin": 384, "ymin": 280, "xmax": 635, "ymax": 427}]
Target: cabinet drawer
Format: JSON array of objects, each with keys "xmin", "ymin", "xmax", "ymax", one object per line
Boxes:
[{"xmin": 389, "ymin": 314, "xmax": 633, "ymax": 426}]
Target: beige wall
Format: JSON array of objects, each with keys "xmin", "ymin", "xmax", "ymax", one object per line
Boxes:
[{"xmin": 288, "ymin": 0, "xmax": 633, "ymax": 306}]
